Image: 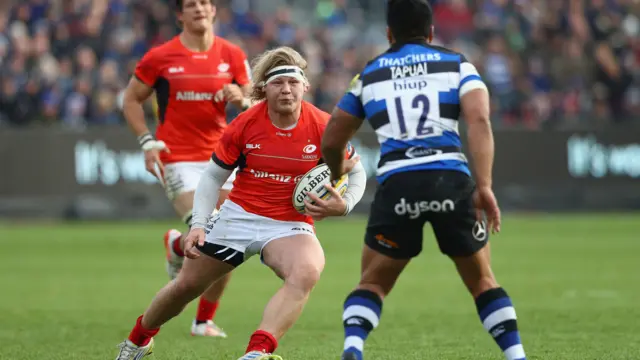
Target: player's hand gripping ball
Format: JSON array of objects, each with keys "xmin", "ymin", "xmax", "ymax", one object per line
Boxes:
[{"xmin": 292, "ymin": 164, "xmax": 348, "ymax": 214}]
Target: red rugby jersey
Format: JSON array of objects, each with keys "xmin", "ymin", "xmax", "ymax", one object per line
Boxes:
[
  {"xmin": 135, "ymin": 36, "xmax": 251, "ymax": 163},
  {"xmin": 212, "ymin": 101, "xmax": 356, "ymax": 224}
]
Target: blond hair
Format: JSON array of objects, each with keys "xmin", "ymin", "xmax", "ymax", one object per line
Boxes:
[{"xmin": 250, "ymin": 46, "xmax": 308, "ymax": 101}]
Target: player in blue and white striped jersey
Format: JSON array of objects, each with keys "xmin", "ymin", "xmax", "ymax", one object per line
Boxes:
[
  {"xmin": 320, "ymin": 1, "xmax": 527, "ymax": 360},
  {"xmin": 346, "ymin": 46, "xmax": 486, "ymax": 183}
]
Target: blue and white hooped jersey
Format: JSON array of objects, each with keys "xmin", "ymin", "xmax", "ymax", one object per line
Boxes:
[{"xmin": 337, "ymin": 41, "xmax": 487, "ymax": 183}]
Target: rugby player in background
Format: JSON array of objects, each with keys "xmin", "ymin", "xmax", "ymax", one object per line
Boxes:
[
  {"xmin": 121, "ymin": 0, "xmax": 251, "ymax": 338},
  {"xmin": 321, "ymin": 1, "xmax": 527, "ymax": 359},
  {"xmin": 114, "ymin": 46, "xmax": 367, "ymax": 360}
]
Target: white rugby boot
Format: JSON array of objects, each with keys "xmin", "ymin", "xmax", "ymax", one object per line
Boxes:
[
  {"xmin": 191, "ymin": 319, "xmax": 228, "ymax": 338},
  {"xmin": 115, "ymin": 339, "xmax": 154, "ymax": 360},
  {"xmin": 237, "ymin": 351, "xmax": 283, "ymax": 360},
  {"xmin": 163, "ymin": 229, "xmax": 184, "ymax": 280}
]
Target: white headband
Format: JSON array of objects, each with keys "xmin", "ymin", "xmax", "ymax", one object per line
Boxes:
[{"xmin": 262, "ymin": 65, "xmax": 307, "ymax": 86}]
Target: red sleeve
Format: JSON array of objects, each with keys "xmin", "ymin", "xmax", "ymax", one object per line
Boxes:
[
  {"xmin": 230, "ymin": 46, "xmax": 251, "ymax": 86},
  {"xmin": 211, "ymin": 118, "xmax": 244, "ymax": 169},
  {"xmin": 134, "ymin": 50, "xmax": 160, "ymax": 87}
]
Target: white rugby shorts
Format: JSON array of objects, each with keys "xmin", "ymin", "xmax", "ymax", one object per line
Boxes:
[
  {"xmin": 163, "ymin": 161, "xmax": 237, "ymax": 200},
  {"xmin": 201, "ymin": 200, "xmax": 317, "ymax": 265}
]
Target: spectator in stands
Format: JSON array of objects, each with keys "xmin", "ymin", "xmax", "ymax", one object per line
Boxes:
[{"xmin": 0, "ymin": 0, "xmax": 638, "ymax": 129}]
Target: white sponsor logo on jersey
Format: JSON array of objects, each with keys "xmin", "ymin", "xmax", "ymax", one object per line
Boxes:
[
  {"xmin": 405, "ymin": 146, "xmax": 443, "ymax": 159},
  {"xmin": 378, "ymin": 53, "xmax": 441, "ymax": 67},
  {"xmin": 218, "ymin": 63, "xmax": 230, "ymax": 72},
  {"xmin": 250, "ymin": 169, "xmax": 302, "ymax": 183},
  {"xmin": 393, "ymin": 79, "xmax": 428, "ymax": 91},
  {"xmin": 176, "ymin": 91, "xmax": 213, "ymax": 101},
  {"xmin": 301, "ymin": 144, "xmax": 318, "ymax": 159}
]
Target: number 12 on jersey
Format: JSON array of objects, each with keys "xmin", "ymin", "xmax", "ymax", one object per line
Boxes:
[{"xmin": 390, "ymin": 93, "xmax": 440, "ymax": 139}]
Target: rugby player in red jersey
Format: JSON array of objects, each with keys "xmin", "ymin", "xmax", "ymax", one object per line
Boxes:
[
  {"xmin": 121, "ymin": 0, "xmax": 251, "ymax": 338},
  {"xmin": 114, "ymin": 46, "xmax": 367, "ymax": 360}
]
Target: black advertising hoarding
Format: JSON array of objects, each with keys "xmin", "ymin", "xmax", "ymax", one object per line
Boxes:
[
  {"xmin": 0, "ymin": 128, "xmax": 162, "ymax": 196},
  {"xmin": 565, "ymin": 132, "xmax": 640, "ymax": 181},
  {"xmin": 0, "ymin": 128, "xmax": 169, "ymax": 219},
  {"xmin": 486, "ymin": 129, "xmax": 640, "ymax": 211},
  {"xmin": 0, "ymin": 126, "xmax": 638, "ymax": 218},
  {"xmin": 491, "ymin": 130, "xmax": 640, "ymax": 186}
]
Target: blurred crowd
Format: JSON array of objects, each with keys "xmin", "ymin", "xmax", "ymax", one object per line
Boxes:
[{"xmin": 0, "ymin": 0, "xmax": 639, "ymax": 130}]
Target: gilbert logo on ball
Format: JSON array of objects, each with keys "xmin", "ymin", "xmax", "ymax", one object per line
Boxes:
[{"xmin": 292, "ymin": 164, "xmax": 349, "ymax": 214}]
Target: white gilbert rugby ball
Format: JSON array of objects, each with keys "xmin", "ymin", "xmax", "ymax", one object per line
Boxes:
[{"xmin": 292, "ymin": 164, "xmax": 349, "ymax": 214}]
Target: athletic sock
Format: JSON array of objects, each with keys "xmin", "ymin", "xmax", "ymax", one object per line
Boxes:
[
  {"xmin": 171, "ymin": 234, "xmax": 185, "ymax": 257},
  {"xmin": 195, "ymin": 298, "xmax": 219, "ymax": 324},
  {"xmin": 245, "ymin": 330, "xmax": 277, "ymax": 354},
  {"xmin": 127, "ymin": 315, "xmax": 159, "ymax": 347},
  {"xmin": 475, "ymin": 288, "xmax": 526, "ymax": 360},
  {"xmin": 341, "ymin": 289, "xmax": 383, "ymax": 360}
]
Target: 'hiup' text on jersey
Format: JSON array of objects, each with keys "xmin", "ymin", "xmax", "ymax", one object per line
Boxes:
[{"xmin": 337, "ymin": 40, "xmax": 487, "ymax": 183}]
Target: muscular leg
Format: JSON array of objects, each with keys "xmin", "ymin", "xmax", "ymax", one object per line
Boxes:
[
  {"xmin": 451, "ymin": 244, "xmax": 527, "ymax": 360},
  {"xmin": 355, "ymin": 244, "xmax": 411, "ymax": 299},
  {"xmin": 341, "ymin": 244, "xmax": 411, "ymax": 360},
  {"xmin": 169, "ymin": 190, "xmax": 232, "ymax": 335},
  {"xmin": 450, "ymin": 243, "xmax": 497, "ymax": 297},
  {"xmin": 243, "ymin": 234, "xmax": 325, "ymax": 355},
  {"xmin": 127, "ymin": 253, "xmax": 235, "ymax": 346}
]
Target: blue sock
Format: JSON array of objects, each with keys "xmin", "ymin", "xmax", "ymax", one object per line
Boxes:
[
  {"xmin": 476, "ymin": 288, "xmax": 526, "ymax": 360},
  {"xmin": 341, "ymin": 289, "xmax": 382, "ymax": 360}
]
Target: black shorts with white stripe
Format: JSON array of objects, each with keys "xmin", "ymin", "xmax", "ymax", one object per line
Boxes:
[{"xmin": 196, "ymin": 243, "xmax": 245, "ymax": 268}]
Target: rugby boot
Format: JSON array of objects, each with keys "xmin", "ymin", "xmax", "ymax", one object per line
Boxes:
[
  {"xmin": 114, "ymin": 339, "xmax": 154, "ymax": 360},
  {"xmin": 237, "ymin": 351, "xmax": 283, "ymax": 360},
  {"xmin": 191, "ymin": 320, "xmax": 228, "ymax": 338}
]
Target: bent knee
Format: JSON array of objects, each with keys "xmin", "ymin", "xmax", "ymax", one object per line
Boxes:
[{"xmin": 286, "ymin": 262, "xmax": 324, "ymax": 293}]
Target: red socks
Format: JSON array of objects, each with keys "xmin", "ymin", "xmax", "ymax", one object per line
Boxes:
[
  {"xmin": 171, "ymin": 234, "xmax": 185, "ymax": 257},
  {"xmin": 128, "ymin": 315, "xmax": 160, "ymax": 346},
  {"xmin": 246, "ymin": 330, "xmax": 278, "ymax": 354},
  {"xmin": 195, "ymin": 298, "xmax": 219, "ymax": 323}
]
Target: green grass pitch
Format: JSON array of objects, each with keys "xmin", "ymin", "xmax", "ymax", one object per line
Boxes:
[{"xmin": 1, "ymin": 214, "xmax": 639, "ymax": 360}]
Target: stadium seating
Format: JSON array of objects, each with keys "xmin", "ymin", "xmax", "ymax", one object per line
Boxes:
[{"xmin": 0, "ymin": 0, "xmax": 638, "ymax": 128}]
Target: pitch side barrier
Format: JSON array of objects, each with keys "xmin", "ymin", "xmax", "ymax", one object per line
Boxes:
[{"xmin": 0, "ymin": 126, "xmax": 638, "ymax": 219}]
